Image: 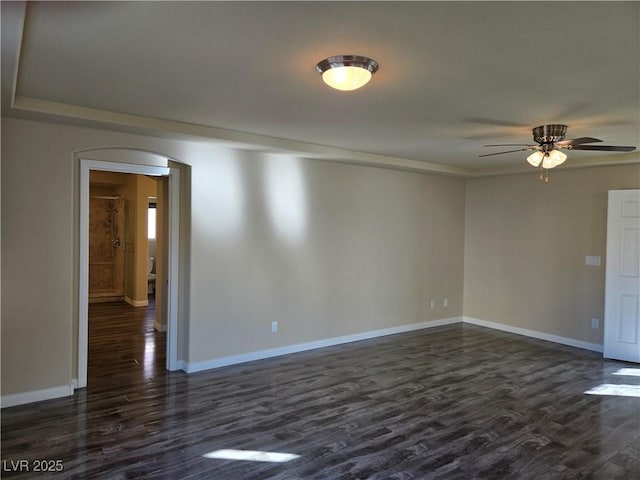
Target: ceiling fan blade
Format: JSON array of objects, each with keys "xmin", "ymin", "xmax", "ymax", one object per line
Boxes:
[
  {"xmin": 483, "ymin": 144, "xmax": 537, "ymax": 147},
  {"xmin": 556, "ymin": 137, "xmax": 602, "ymax": 146},
  {"xmin": 552, "ymin": 102, "xmax": 593, "ymax": 119},
  {"xmin": 569, "ymin": 145, "xmax": 636, "ymax": 152},
  {"xmin": 478, "ymin": 148, "xmax": 532, "ymax": 157},
  {"xmin": 465, "ymin": 117, "xmax": 529, "ymax": 128}
]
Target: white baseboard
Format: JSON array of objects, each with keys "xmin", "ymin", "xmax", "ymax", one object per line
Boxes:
[
  {"xmin": 184, "ymin": 315, "xmax": 604, "ymax": 374},
  {"xmin": 1, "ymin": 383, "xmax": 74, "ymax": 409},
  {"xmin": 154, "ymin": 321, "xmax": 167, "ymax": 332},
  {"xmin": 125, "ymin": 296, "xmax": 149, "ymax": 307},
  {"xmin": 3, "ymin": 315, "xmax": 603, "ymax": 407},
  {"xmin": 183, "ymin": 317, "xmax": 462, "ymax": 373},
  {"xmin": 463, "ymin": 316, "xmax": 603, "ymax": 353}
]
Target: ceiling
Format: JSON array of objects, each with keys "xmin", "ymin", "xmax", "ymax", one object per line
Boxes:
[{"xmin": 2, "ymin": 1, "xmax": 639, "ymax": 176}]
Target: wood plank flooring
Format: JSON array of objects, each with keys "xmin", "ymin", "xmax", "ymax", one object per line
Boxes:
[{"xmin": 2, "ymin": 303, "xmax": 639, "ymax": 479}]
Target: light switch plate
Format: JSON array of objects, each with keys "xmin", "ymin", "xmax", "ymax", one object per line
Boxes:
[{"xmin": 585, "ymin": 256, "xmax": 601, "ymax": 266}]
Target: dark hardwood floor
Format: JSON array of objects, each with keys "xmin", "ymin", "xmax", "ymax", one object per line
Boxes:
[{"xmin": 2, "ymin": 303, "xmax": 639, "ymax": 479}]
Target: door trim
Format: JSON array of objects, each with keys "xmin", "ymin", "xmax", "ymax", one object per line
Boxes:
[{"xmin": 78, "ymin": 159, "xmax": 176, "ymax": 388}]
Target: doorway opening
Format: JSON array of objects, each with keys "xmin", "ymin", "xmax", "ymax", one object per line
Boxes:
[
  {"xmin": 78, "ymin": 156, "xmax": 180, "ymax": 389},
  {"xmin": 87, "ymin": 172, "xmax": 166, "ymax": 386},
  {"xmin": 88, "ymin": 172, "xmax": 159, "ymax": 308}
]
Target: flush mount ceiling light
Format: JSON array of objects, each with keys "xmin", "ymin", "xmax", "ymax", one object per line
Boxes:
[{"xmin": 315, "ymin": 55, "xmax": 379, "ymax": 91}]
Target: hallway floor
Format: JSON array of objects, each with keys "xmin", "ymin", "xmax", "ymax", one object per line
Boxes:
[{"xmin": 86, "ymin": 297, "xmax": 165, "ymax": 390}]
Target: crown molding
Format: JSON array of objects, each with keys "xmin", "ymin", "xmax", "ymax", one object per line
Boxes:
[
  {"xmin": 7, "ymin": 95, "xmax": 638, "ymax": 179},
  {"xmin": 10, "ymin": 95, "xmax": 476, "ymax": 177}
]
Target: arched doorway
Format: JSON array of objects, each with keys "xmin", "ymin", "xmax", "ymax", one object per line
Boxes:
[{"xmin": 77, "ymin": 149, "xmax": 181, "ymax": 388}]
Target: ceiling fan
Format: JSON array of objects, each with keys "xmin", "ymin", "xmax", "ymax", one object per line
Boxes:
[{"xmin": 479, "ymin": 124, "xmax": 636, "ymax": 181}]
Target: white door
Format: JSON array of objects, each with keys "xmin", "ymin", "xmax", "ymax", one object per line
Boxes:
[{"xmin": 604, "ymin": 189, "xmax": 640, "ymax": 362}]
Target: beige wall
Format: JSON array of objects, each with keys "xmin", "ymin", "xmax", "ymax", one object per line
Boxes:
[
  {"xmin": 188, "ymin": 151, "xmax": 465, "ymax": 361},
  {"xmin": 154, "ymin": 177, "xmax": 169, "ymax": 329},
  {"xmin": 132, "ymin": 175, "xmax": 157, "ymax": 304},
  {"xmin": 464, "ymin": 164, "xmax": 640, "ymax": 344},
  {"xmin": 2, "ymin": 120, "xmax": 74, "ymax": 395},
  {"xmin": 1, "ymin": 117, "xmax": 466, "ymax": 397}
]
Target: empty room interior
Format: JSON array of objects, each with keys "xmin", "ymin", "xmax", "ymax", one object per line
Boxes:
[{"xmin": 1, "ymin": 2, "xmax": 639, "ymax": 479}]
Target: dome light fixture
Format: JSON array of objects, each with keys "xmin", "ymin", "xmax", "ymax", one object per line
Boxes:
[{"xmin": 315, "ymin": 55, "xmax": 379, "ymax": 91}]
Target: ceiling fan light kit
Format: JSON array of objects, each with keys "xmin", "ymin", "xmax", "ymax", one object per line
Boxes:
[
  {"xmin": 315, "ymin": 55, "xmax": 379, "ymax": 91},
  {"xmin": 481, "ymin": 123, "xmax": 636, "ymax": 181},
  {"xmin": 526, "ymin": 149, "xmax": 567, "ymax": 169}
]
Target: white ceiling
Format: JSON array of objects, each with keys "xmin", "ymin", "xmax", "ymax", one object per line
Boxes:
[{"xmin": 2, "ymin": 1, "xmax": 639, "ymax": 176}]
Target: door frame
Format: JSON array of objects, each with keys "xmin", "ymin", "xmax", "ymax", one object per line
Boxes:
[{"xmin": 78, "ymin": 158, "xmax": 180, "ymax": 388}]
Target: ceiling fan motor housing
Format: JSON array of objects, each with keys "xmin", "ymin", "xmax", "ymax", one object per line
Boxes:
[{"xmin": 533, "ymin": 124, "xmax": 567, "ymax": 145}]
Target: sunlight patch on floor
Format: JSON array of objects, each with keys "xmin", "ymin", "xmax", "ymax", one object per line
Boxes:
[
  {"xmin": 584, "ymin": 384, "xmax": 640, "ymax": 397},
  {"xmin": 203, "ymin": 449, "xmax": 300, "ymax": 463},
  {"xmin": 612, "ymin": 368, "xmax": 640, "ymax": 377}
]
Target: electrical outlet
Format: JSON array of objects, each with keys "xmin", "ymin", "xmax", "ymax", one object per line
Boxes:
[
  {"xmin": 591, "ymin": 318, "xmax": 599, "ymax": 329},
  {"xmin": 271, "ymin": 321, "xmax": 278, "ymax": 333},
  {"xmin": 443, "ymin": 298, "xmax": 448, "ymax": 308},
  {"xmin": 430, "ymin": 300, "xmax": 435, "ymax": 310}
]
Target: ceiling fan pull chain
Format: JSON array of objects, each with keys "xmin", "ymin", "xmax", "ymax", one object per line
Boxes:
[{"xmin": 538, "ymin": 168, "xmax": 550, "ymax": 183}]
